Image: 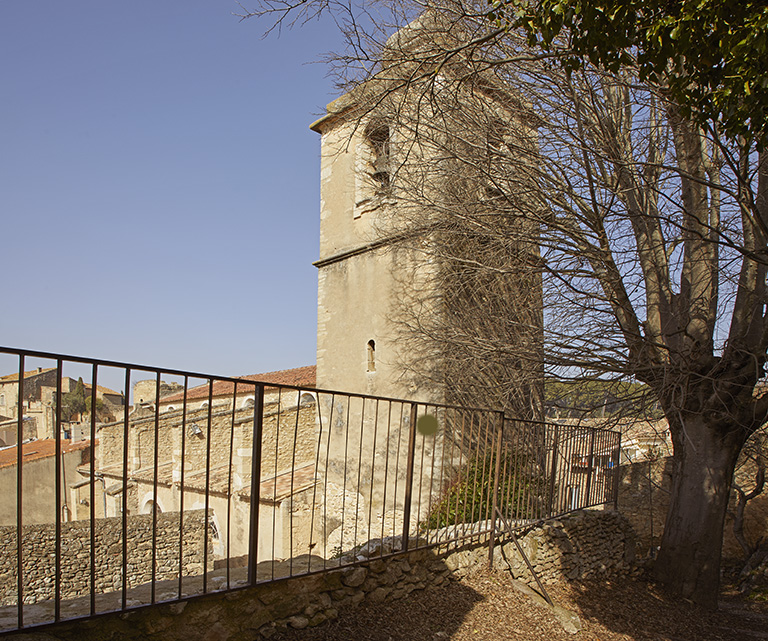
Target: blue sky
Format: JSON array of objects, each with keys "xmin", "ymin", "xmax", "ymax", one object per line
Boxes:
[{"xmin": 1, "ymin": 1, "xmax": 346, "ymax": 384}]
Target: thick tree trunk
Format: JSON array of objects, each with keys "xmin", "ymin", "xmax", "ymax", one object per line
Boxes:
[{"xmin": 653, "ymin": 415, "xmax": 743, "ymax": 607}]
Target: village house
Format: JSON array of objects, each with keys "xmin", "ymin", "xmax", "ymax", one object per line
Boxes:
[
  {"xmin": 0, "ymin": 437, "xmax": 92, "ymax": 526},
  {"xmin": 70, "ymin": 366, "xmax": 321, "ymax": 563},
  {"xmin": 0, "ymin": 367, "xmax": 123, "ymax": 445}
]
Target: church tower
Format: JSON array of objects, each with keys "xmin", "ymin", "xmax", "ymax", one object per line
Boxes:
[
  {"xmin": 310, "ymin": 94, "xmax": 426, "ymax": 400},
  {"xmin": 310, "ymin": 17, "xmax": 543, "ymax": 418}
]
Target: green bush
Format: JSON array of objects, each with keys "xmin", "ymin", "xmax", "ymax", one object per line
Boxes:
[{"xmin": 423, "ymin": 451, "xmax": 547, "ymax": 529}]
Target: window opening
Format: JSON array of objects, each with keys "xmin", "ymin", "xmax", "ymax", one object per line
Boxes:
[
  {"xmin": 366, "ymin": 123, "xmax": 391, "ymax": 191},
  {"xmin": 367, "ymin": 340, "xmax": 376, "ymax": 373}
]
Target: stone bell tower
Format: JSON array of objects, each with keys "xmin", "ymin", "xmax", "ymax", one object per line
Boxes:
[{"xmin": 310, "ymin": 17, "xmax": 543, "ymax": 418}]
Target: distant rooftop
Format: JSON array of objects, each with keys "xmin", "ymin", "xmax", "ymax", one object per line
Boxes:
[
  {"xmin": 0, "ymin": 438, "xmax": 93, "ymax": 469},
  {"xmin": 0, "ymin": 367, "xmax": 57, "ymax": 383},
  {"xmin": 159, "ymin": 365, "xmax": 316, "ymax": 404}
]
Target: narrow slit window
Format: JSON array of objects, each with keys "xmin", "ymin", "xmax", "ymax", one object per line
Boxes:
[{"xmin": 367, "ymin": 340, "xmax": 376, "ymax": 372}]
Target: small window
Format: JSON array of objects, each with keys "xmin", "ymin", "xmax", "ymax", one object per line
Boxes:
[
  {"xmin": 366, "ymin": 123, "xmax": 391, "ymax": 191},
  {"xmin": 0, "ymin": 394, "xmax": 4, "ymax": 406},
  {"xmin": 367, "ymin": 340, "xmax": 376, "ymax": 373}
]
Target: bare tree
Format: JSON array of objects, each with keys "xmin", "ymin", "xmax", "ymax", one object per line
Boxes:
[{"xmin": 244, "ymin": 0, "xmax": 768, "ymax": 606}]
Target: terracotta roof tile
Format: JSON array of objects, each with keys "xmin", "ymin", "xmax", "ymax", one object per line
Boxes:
[
  {"xmin": 159, "ymin": 366, "xmax": 316, "ymax": 405},
  {"xmin": 0, "ymin": 368, "xmax": 57, "ymax": 383},
  {"xmin": 0, "ymin": 438, "xmax": 94, "ymax": 469},
  {"xmin": 84, "ymin": 383, "xmax": 123, "ymax": 397}
]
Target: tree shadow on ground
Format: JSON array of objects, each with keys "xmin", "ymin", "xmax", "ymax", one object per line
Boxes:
[
  {"xmin": 267, "ymin": 552, "xmax": 485, "ymax": 641},
  {"xmin": 544, "ymin": 571, "xmax": 768, "ymax": 641}
]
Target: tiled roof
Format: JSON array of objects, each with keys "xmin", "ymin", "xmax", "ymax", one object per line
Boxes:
[
  {"xmin": 84, "ymin": 383, "xmax": 123, "ymax": 397},
  {"xmin": 0, "ymin": 438, "xmax": 94, "ymax": 469},
  {"xmin": 0, "ymin": 368, "xmax": 57, "ymax": 383},
  {"xmin": 93, "ymin": 460, "xmax": 316, "ymax": 502},
  {"xmin": 159, "ymin": 366, "xmax": 316, "ymax": 405}
]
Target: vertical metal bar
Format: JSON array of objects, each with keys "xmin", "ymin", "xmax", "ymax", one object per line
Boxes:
[
  {"xmin": 289, "ymin": 390, "xmax": 301, "ymax": 576},
  {"xmin": 440, "ymin": 408, "xmax": 456, "ymax": 544},
  {"xmin": 121, "ymin": 368, "xmax": 131, "ymax": 610},
  {"xmin": 430, "ymin": 407, "xmax": 448, "ymax": 547},
  {"xmin": 270, "ymin": 388, "xmax": 282, "ymax": 578},
  {"xmin": 226, "ymin": 381, "xmax": 237, "ymax": 587},
  {"xmin": 202, "ymin": 380, "xmax": 214, "ymax": 593},
  {"xmin": 393, "ymin": 403, "xmax": 405, "ymax": 548},
  {"xmin": 502, "ymin": 441, "xmax": 514, "ymax": 522},
  {"xmin": 612, "ymin": 431, "xmax": 622, "ymax": 510},
  {"xmin": 455, "ymin": 411, "xmax": 469, "ymax": 542},
  {"xmin": 401, "ymin": 403, "xmax": 418, "ymax": 552},
  {"xmin": 546, "ymin": 424, "xmax": 559, "ymax": 517},
  {"xmin": 379, "ymin": 401, "xmax": 393, "ymax": 544},
  {"xmin": 467, "ymin": 413, "xmax": 483, "ymax": 534},
  {"xmin": 338, "ymin": 396, "xmax": 351, "ymax": 559},
  {"xmin": 488, "ymin": 411, "xmax": 504, "ymax": 568},
  {"xmin": 150, "ymin": 372, "xmax": 161, "ymax": 604},
  {"xmin": 178, "ymin": 375, "xmax": 189, "ymax": 598},
  {"xmin": 54, "ymin": 359, "xmax": 62, "ymax": 623},
  {"xmin": 247, "ymin": 384, "xmax": 264, "ymax": 585},
  {"xmin": 353, "ymin": 398, "xmax": 366, "ymax": 551},
  {"xmin": 367, "ymin": 399, "xmax": 380, "ymax": 549},
  {"xmin": 585, "ymin": 429, "xmax": 596, "ymax": 507},
  {"xmin": 321, "ymin": 394, "xmax": 337, "ymax": 565},
  {"xmin": 308, "ymin": 391, "xmax": 326, "ymax": 572},
  {"xmin": 15, "ymin": 354, "xmax": 25, "ymax": 629},
  {"xmin": 415, "ymin": 407, "xmax": 431, "ymax": 544},
  {"xmin": 480, "ymin": 412, "xmax": 495, "ymax": 534},
  {"xmin": 89, "ymin": 363, "xmax": 98, "ymax": 615}
]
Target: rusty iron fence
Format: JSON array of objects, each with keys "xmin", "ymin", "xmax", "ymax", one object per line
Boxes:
[{"xmin": 0, "ymin": 347, "xmax": 620, "ymax": 633}]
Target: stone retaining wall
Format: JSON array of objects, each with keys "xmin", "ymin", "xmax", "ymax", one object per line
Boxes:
[
  {"xmin": 5, "ymin": 510, "xmax": 635, "ymax": 640},
  {"xmin": 618, "ymin": 457, "xmax": 768, "ymax": 559},
  {"xmin": 0, "ymin": 510, "xmax": 211, "ymax": 606}
]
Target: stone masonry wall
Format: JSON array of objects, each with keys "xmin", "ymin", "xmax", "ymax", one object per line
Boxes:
[
  {"xmin": 0, "ymin": 510, "xmax": 211, "ymax": 606},
  {"xmin": 618, "ymin": 457, "xmax": 768, "ymax": 559},
  {"xmin": 98, "ymin": 402, "xmax": 317, "ymax": 483},
  {"xmin": 6, "ymin": 510, "xmax": 636, "ymax": 640}
]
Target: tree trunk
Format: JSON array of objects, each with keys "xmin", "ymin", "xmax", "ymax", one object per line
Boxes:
[{"xmin": 653, "ymin": 415, "xmax": 743, "ymax": 607}]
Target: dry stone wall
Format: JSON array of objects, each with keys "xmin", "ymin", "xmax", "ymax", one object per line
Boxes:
[
  {"xmin": 5, "ymin": 510, "xmax": 636, "ymax": 640},
  {"xmin": 0, "ymin": 510, "xmax": 211, "ymax": 606},
  {"xmin": 618, "ymin": 457, "xmax": 768, "ymax": 559}
]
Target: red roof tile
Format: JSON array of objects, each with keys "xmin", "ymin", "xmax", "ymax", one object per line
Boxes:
[
  {"xmin": 159, "ymin": 366, "xmax": 316, "ymax": 404},
  {"xmin": 0, "ymin": 368, "xmax": 57, "ymax": 383},
  {"xmin": 0, "ymin": 438, "xmax": 94, "ymax": 469}
]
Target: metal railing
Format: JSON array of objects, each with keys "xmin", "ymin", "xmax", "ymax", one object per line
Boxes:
[{"xmin": 0, "ymin": 347, "xmax": 620, "ymax": 633}]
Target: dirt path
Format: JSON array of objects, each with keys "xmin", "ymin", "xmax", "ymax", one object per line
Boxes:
[{"xmin": 267, "ymin": 568, "xmax": 768, "ymax": 641}]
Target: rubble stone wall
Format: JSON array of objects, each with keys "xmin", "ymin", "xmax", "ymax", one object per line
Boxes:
[
  {"xmin": 0, "ymin": 510, "xmax": 211, "ymax": 606},
  {"xmin": 8, "ymin": 510, "xmax": 635, "ymax": 640},
  {"xmin": 617, "ymin": 457, "xmax": 768, "ymax": 559}
]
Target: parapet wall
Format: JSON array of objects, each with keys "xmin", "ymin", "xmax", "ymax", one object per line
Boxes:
[
  {"xmin": 0, "ymin": 510, "xmax": 211, "ymax": 606},
  {"xmin": 6, "ymin": 510, "xmax": 635, "ymax": 640}
]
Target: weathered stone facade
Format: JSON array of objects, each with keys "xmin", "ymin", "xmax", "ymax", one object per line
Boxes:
[
  {"xmin": 310, "ymin": 23, "xmax": 542, "ymax": 417},
  {"xmin": 86, "ymin": 400, "xmax": 319, "ymax": 561}
]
